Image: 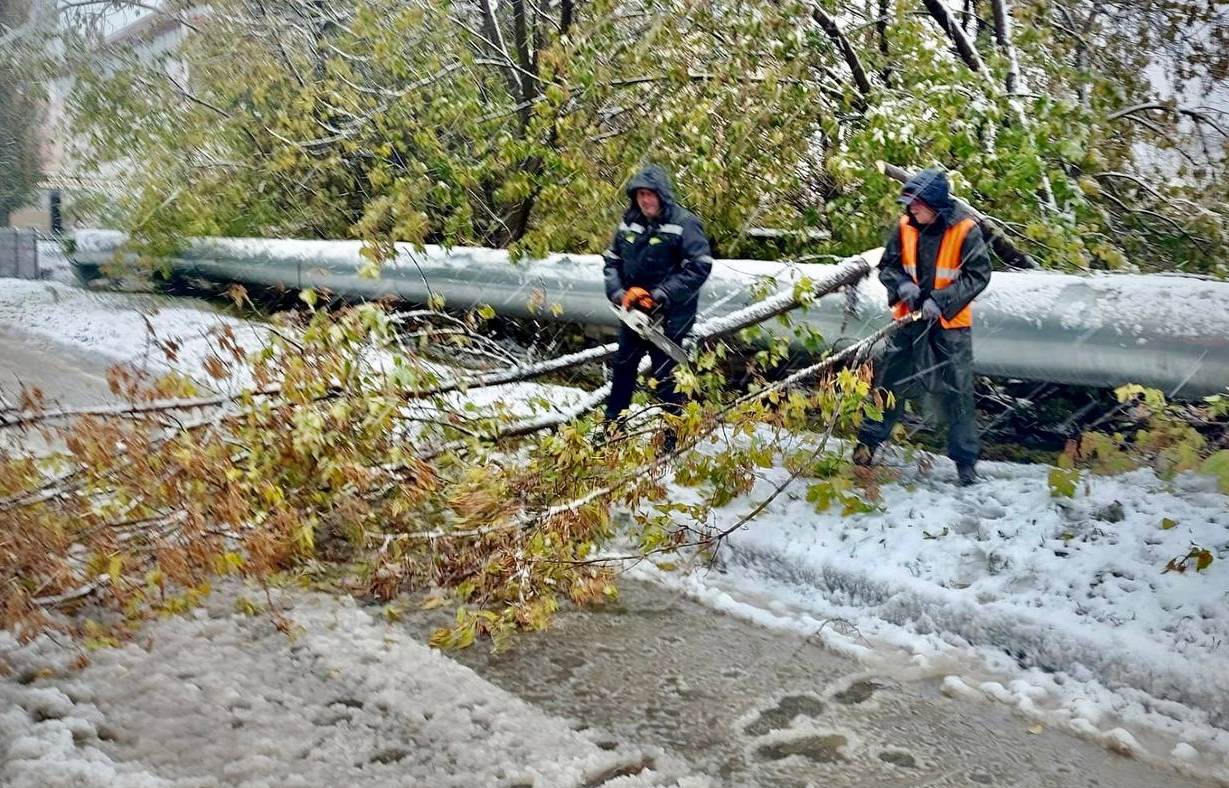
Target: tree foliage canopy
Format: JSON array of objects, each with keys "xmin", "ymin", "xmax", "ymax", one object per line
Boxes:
[{"xmin": 62, "ymin": 0, "xmax": 1229, "ymax": 273}]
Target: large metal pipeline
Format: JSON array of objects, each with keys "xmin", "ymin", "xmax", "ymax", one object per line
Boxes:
[{"xmin": 70, "ymin": 230, "xmax": 1229, "ymax": 398}]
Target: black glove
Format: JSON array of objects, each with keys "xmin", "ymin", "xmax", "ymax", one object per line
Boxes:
[
  {"xmin": 897, "ymin": 281, "xmax": 921, "ymax": 308},
  {"xmin": 920, "ymin": 298, "xmax": 941, "ymax": 321}
]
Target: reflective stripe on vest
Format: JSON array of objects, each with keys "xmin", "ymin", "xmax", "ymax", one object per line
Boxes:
[{"xmin": 891, "ymin": 215, "xmax": 976, "ymax": 329}]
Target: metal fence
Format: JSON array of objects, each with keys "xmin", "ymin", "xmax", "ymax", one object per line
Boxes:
[{"xmin": 0, "ymin": 229, "xmax": 39, "ymax": 280}]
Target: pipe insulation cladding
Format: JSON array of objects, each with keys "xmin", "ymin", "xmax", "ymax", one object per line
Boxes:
[{"xmin": 70, "ymin": 230, "xmax": 1229, "ymax": 398}]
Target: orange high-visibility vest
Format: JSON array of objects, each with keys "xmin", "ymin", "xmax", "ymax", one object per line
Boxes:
[{"xmin": 891, "ymin": 215, "xmax": 977, "ymax": 329}]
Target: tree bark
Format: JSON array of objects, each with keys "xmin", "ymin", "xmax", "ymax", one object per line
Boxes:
[
  {"xmin": 477, "ymin": 0, "xmax": 523, "ymax": 97},
  {"xmin": 989, "ymin": 0, "xmax": 1023, "ymax": 94},
  {"xmin": 920, "ymin": 0, "xmax": 985, "ymax": 72},
  {"xmin": 811, "ymin": 5, "xmax": 872, "ymax": 104},
  {"xmin": 876, "ymin": 0, "xmax": 892, "ymax": 86}
]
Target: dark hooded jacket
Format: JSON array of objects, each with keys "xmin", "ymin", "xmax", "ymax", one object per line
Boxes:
[
  {"xmin": 879, "ymin": 168, "xmax": 991, "ymax": 323},
  {"xmin": 603, "ymin": 165, "xmax": 714, "ymax": 318}
]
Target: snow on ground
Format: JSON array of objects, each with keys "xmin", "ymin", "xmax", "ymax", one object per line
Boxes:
[
  {"xmin": 0, "ymin": 277, "xmax": 267, "ymax": 385},
  {"xmin": 5, "ymin": 271, "xmax": 1229, "ymax": 781},
  {"xmin": 37, "ymin": 240, "xmax": 77, "ymax": 285},
  {"xmin": 0, "ymin": 278, "xmax": 668, "ymax": 786},
  {"xmin": 0, "ymin": 586, "xmax": 700, "ymax": 787},
  {"xmin": 646, "ymin": 442, "xmax": 1229, "ymax": 782}
]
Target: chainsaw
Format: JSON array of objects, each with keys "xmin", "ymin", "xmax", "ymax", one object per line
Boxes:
[{"xmin": 610, "ymin": 305, "xmax": 689, "ymax": 365}]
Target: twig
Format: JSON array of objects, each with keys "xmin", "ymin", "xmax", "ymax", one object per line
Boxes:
[{"xmin": 33, "ymin": 575, "xmax": 111, "ymax": 607}]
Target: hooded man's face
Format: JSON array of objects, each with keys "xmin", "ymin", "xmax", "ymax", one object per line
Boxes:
[
  {"xmin": 905, "ymin": 198, "xmax": 938, "ymax": 226},
  {"xmin": 635, "ymin": 188, "xmax": 662, "ymax": 220}
]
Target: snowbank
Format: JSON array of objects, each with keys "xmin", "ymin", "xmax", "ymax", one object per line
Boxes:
[
  {"xmin": 0, "ymin": 278, "xmax": 266, "ymax": 384},
  {"xmin": 651, "ymin": 443, "xmax": 1229, "ymax": 781}
]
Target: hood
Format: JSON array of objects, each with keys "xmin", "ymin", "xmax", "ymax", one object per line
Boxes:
[
  {"xmin": 897, "ymin": 168, "xmax": 954, "ymax": 218},
  {"xmin": 625, "ymin": 164, "xmax": 677, "ymax": 212}
]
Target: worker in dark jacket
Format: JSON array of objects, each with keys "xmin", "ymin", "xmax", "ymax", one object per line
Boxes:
[
  {"xmin": 854, "ymin": 168, "xmax": 992, "ymax": 486},
  {"xmin": 600, "ymin": 165, "xmax": 714, "ymax": 446}
]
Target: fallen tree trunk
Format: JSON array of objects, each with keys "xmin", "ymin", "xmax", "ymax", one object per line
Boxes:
[
  {"xmin": 428, "ymin": 256, "xmax": 874, "ymax": 453},
  {"xmin": 447, "ymin": 252, "xmax": 872, "ymax": 397}
]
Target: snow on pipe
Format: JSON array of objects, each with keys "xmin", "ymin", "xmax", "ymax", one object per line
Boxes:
[{"xmin": 70, "ymin": 230, "xmax": 1229, "ymax": 398}]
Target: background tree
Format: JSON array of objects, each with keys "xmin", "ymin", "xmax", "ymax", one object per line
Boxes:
[{"xmin": 63, "ymin": 0, "xmax": 1229, "ymax": 274}]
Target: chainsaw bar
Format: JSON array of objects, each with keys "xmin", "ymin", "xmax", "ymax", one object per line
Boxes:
[{"xmin": 610, "ymin": 305, "xmax": 689, "ymax": 365}]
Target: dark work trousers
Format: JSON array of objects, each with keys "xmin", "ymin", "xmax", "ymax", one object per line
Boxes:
[
  {"xmin": 604, "ymin": 311, "xmax": 694, "ymax": 422},
  {"xmin": 857, "ymin": 320, "xmax": 980, "ymax": 466}
]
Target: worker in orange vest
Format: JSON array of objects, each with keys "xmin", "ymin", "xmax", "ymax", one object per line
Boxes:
[{"xmin": 853, "ymin": 168, "xmax": 992, "ymax": 486}]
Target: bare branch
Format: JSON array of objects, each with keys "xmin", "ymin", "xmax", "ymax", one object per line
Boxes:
[
  {"xmin": 0, "ymin": 387, "xmax": 283, "ymax": 429},
  {"xmin": 476, "ymin": 0, "xmax": 522, "ymax": 96},
  {"xmin": 56, "ymin": 0, "xmax": 200, "ymax": 33},
  {"xmin": 810, "ymin": 4, "xmax": 873, "ymax": 101},
  {"xmin": 1108, "ymin": 102, "xmax": 1229, "ymax": 138},
  {"xmin": 920, "ymin": 0, "xmax": 985, "ymax": 72},
  {"xmin": 421, "ymin": 256, "xmax": 875, "ymax": 457}
]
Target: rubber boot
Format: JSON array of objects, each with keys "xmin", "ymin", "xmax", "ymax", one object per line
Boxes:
[
  {"xmin": 957, "ymin": 463, "xmax": 980, "ymax": 487},
  {"xmin": 852, "ymin": 443, "xmax": 876, "ymax": 467}
]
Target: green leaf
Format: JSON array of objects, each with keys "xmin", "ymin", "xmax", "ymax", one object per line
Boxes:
[
  {"xmin": 1200, "ymin": 450, "xmax": 1229, "ymax": 493},
  {"xmin": 1048, "ymin": 467, "xmax": 1080, "ymax": 498},
  {"xmin": 1161, "ymin": 517, "xmax": 1178, "ymax": 530},
  {"xmin": 1114, "ymin": 384, "xmax": 1166, "ymax": 409},
  {"xmin": 805, "ymin": 481, "xmax": 836, "ymax": 512}
]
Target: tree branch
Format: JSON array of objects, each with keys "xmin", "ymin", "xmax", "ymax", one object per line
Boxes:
[
  {"xmin": 502, "ymin": 317, "xmax": 904, "ymax": 539},
  {"xmin": 1108, "ymin": 102, "xmax": 1229, "ymax": 138},
  {"xmin": 420, "ymin": 256, "xmax": 874, "ymax": 457},
  {"xmin": 920, "ymin": 0, "xmax": 985, "ymax": 72},
  {"xmin": 989, "ymin": 0, "xmax": 1023, "ymax": 94},
  {"xmin": 810, "ymin": 4, "xmax": 873, "ymax": 102}
]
